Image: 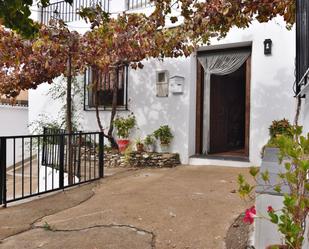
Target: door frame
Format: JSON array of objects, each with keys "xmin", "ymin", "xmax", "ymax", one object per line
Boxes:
[
  {"xmin": 195, "ymin": 61, "xmax": 204, "ymax": 154},
  {"xmin": 195, "ymin": 50, "xmax": 251, "ymax": 158},
  {"xmin": 244, "ymin": 56, "xmax": 251, "ymax": 157}
]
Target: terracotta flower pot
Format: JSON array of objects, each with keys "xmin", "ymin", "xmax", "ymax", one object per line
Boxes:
[
  {"xmin": 265, "ymin": 245, "xmax": 288, "ymax": 249},
  {"xmin": 117, "ymin": 139, "xmax": 130, "ymax": 153},
  {"xmin": 136, "ymin": 143, "xmax": 144, "ymax": 152}
]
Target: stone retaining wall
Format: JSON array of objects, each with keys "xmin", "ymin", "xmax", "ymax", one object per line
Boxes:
[{"xmin": 104, "ymin": 151, "xmax": 181, "ymax": 168}]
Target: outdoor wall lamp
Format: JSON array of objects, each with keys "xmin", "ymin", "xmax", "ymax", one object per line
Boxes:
[{"xmin": 264, "ymin": 39, "xmax": 272, "ymax": 55}]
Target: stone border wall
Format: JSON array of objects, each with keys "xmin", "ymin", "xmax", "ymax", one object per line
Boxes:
[{"xmin": 104, "ymin": 151, "xmax": 181, "ymax": 168}]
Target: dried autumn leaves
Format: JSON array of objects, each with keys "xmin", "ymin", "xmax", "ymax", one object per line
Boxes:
[
  {"xmin": 0, "ymin": 20, "xmax": 83, "ymax": 98},
  {"xmin": 153, "ymin": 0, "xmax": 295, "ymax": 44},
  {"xmin": 0, "ymin": 0, "xmax": 296, "ymax": 98},
  {"xmin": 0, "ymin": 10, "xmax": 191, "ymax": 98}
]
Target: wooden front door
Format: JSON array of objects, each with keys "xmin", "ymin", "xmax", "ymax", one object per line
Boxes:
[{"xmin": 209, "ymin": 63, "xmax": 247, "ymax": 154}]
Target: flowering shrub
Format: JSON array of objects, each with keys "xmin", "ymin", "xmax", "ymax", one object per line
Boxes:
[
  {"xmin": 239, "ymin": 126, "xmax": 309, "ymax": 249},
  {"xmin": 243, "ymin": 206, "xmax": 256, "ymax": 225}
]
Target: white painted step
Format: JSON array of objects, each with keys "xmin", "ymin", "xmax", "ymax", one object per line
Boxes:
[{"xmin": 189, "ymin": 157, "xmax": 253, "ymax": 167}]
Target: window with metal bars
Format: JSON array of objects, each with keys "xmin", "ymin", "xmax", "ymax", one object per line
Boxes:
[
  {"xmin": 126, "ymin": 0, "xmax": 151, "ymax": 10},
  {"xmin": 84, "ymin": 66, "xmax": 128, "ymax": 111},
  {"xmin": 40, "ymin": 0, "xmax": 109, "ymax": 25}
]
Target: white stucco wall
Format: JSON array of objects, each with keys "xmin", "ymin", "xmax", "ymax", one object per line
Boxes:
[
  {"xmin": 0, "ymin": 106, "xmax": 29, "ymax": 136},
  {"xmin": 195, "ymin": 18, "xmax": 296, "ymax": 165},
  {"xmin": 29, "ymin": 3, "xmax": 296, "ymax": 165},
  {"xmin": 29, "ymin": 57, "xmax": 192, "ymax": 163},
  {"xmin": 0, "ymin": 106, "xmax": 29, "ymax": 167}
]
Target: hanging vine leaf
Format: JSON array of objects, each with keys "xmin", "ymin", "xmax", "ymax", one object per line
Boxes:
[
  {"xmin": 0, "ymin": 19, "xmax": 84, "ymax": 98},
  {"xmin": 0, "ymin": 0, "xmax": 73, "ymax": 38},
  {"xmin": 152, "ymin": 0, "xmax": 295, "ymax": 45}
]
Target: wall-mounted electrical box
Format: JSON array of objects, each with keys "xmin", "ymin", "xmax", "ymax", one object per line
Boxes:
[{"xmin": 170, "ymin": 76, "xmax": 185, "ymax": 94}]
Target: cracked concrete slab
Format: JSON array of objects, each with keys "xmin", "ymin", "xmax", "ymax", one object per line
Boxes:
[
  {"xmin": 0, "ymin": 166, "xmax": 253, "ymax": 249},
  {"xmin": 0, "ymin": 182, "xmax": 95, "ymax": 240},
  {"xmin": 0, "ymin": 168, "xmax": 131, "ymax": 240},
  {"xmin": 0, "ymin": 226, "xmax": 153, "ymax": 249}
]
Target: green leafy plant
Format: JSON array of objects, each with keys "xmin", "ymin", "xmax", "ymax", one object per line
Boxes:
[
  {"xmin": 144, "ymin": 134, "xmax": 155, "ymax": 146},
  {"xmin": 135, "ymin": 137, "xmax": 144, "ymax": 152},
  {"xmin": 239, "ymin": 126, "xmax": 309, "ymax": 249},
  {"xmin": 28, "ymin": 114, "xmax": 63, "ymax": 135},
  {"xmin": 268, "ymin": 119, "xmax": 293, "ymax": 143},
  {"xmin": 103, "ymin": 145, "xmax": 113, "ymax": 153},
  {"xmin": 262, "ymin": 119, "xmax": 293, "ymax": 156},
  {"xmin": 153, "ymin": 125, "xmax": 174, "ymax": 145},
  {"xmin": 43, "ymin": 222, "xmax": 54, "ymax": 231},
  {"xmin": 113, "ymin": 114, "xmax": 136, "ymax": 139},
  {"xmin": 46, "ymin": 76, "xmax": 83, "ymax": 131},
  {"xmin": 124, "ymin": 144, "xmax": 133, "ymax": 164},
  {"xmin": 135, "ymin": 137, "xmax": 143, "ymax": 145},
  {"xmin": 0, "ymin": 0, "xmax": 73, "ymax": 38}
]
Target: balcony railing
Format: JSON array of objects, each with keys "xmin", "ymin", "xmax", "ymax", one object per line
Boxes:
[
  {"xmin": 0, "ymin": 98, "xmax": 28, "ymax": 107},
  {"xmin": 40, "ymin": 0, "xmax": 109, "ymax": 25},
  {"xmin": 296, "ymin": 67, "xmax": 309, "ymax": 97},
  {"xmin": 126, "ymin": 0, "xmax": 150, "ymax": 10}
]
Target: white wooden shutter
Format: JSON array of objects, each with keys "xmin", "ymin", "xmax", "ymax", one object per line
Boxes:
[{"xmin": 156, "ymin": 71, "xmax": 169, "ymax": 97}]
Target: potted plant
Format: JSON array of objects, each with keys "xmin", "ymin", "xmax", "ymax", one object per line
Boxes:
[
  {"xmin": 262, "ymin": 119, "xmax": 293, "ymax": 160},
  {"xmin": 114, "ymin": 114, "xmax": 136, "ymax": 152},
  {"xmin": 239, "ymin": 126, "xmax": 309, "ymax": 249},
  {"xmin": 144, "ymin": 134, "xmax": 156, "ymax": 152},
  {"xmin": 153, "ymin": 125, "xmax": 174, "ymax": 152},
  {"xmin": 135, "ymin": 137, "xmax": 144, "ymax": 152}
]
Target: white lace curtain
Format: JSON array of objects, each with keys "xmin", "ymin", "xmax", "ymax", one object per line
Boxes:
[{"xmin": 197, "ymin": 50, "xmax": 251, "ymax": 153}]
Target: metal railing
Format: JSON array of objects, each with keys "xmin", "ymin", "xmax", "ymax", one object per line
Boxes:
[
  {"xmin": 0, "ymin": 130, "xmax": 104, "ymax": 206},
  {"xmin": 126, "ymin": 0, "xmax": 150, "ymax": 10},
  {"xmin": 40, "ymin": 0, "xmax": 109, "ymax": 25},
  {"xmin": 296, "ymin": 67, "xmax": 309, "ymax": 96},
  {"xmin": 41, "ymin": 127, "xmax": 66, "ymax": 167},
  {"xmin": 0, "ymin": 99, "xmax": 28, "ymax": 107}
]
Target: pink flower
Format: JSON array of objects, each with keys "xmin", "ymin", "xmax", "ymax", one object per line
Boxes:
[
  {"xmin": 267, "ymin": 206, "xmax": 274, "ymax": 213},
  {"xmin": 243, "ymin": 206, "xmax": 256, "ymax": 224}
]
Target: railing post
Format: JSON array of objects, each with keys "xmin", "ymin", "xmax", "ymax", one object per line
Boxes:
[
  {"xmin": 42, "ymin": 127, "xmax": 47, "ymax": 165},
  {"xmin": 59, "ymin": 135, "xmax": 65, "ymax": 189},
  {"xmin": 0, "ymin": 138, "xmax": 7, "ymax": 207},
  {"xmin": 99, "ymin": 133, "xmax": 104, "ymax": 178},
  {"xmin": 77, "ymin": 131, "xmax": 82, "ymax": 178}
]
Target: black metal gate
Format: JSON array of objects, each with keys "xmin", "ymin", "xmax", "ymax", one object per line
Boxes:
[
  {"xmin": 0, "ymin": 131, "xmax": 104, "ymax": 206},
  {"xmin": 41, "ymin": 127, "xmax": 66, "ymax": 167}
]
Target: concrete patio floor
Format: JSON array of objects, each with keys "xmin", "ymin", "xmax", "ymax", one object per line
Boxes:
[{"xmin": 0, "ymin": 165, "xmax": 253, "ymax": 249}]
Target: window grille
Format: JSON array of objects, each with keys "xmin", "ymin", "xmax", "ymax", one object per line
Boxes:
[
  {"xmin": 40, "ymin": 0, "xmax": 109, "ymax": 25},
  {"xmin": 126, "ymin": 0, "xmax": 150, "ymax": 10},
  {"xmin": 84, "ymin": 66, "xmax": 129, "ymax": 111}
]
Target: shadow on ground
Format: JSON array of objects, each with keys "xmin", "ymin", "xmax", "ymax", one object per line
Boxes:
[{"xmin": 0, "ymin": 166, "xmax": 253, "ymax": 249}]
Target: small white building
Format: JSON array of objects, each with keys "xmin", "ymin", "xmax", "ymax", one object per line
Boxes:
[
  {"xmin": 29, "ymin": 0, "xmax": 297, "ymax": 166},
  {"xmin": 0, "ymin": 91, "xmax": 29, "ymax": 137},
  {"xmin": 0, "ymin": 91, "xmax": 29, "ymax": 167}
]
